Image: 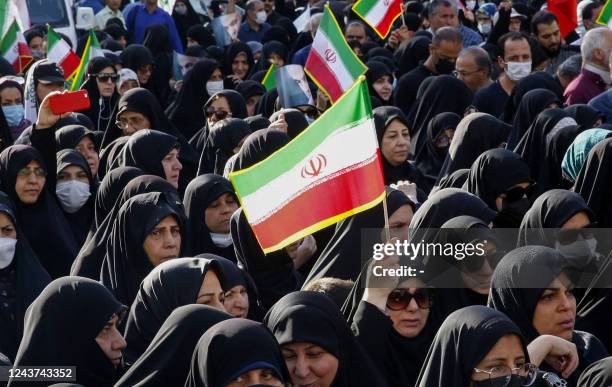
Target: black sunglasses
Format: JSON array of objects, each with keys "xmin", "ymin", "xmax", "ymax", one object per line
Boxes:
[
  {"xmin": 556, "ymin": 222, "xmax": 597, "ymax": 246},
  {"xmin": 95, "ymin": 73, "xmax": 118, "ymax": 82},
  {"xmin": 386, "ymin": 288, "xmax": 433, "ymax": 310},
  {"xmin": 205, "ymin": 106, "xmax": 230, "ymax": 120},
  {"xmin": 503, "ymin": 184, "xmax": 535, "ymax": 202},
  {"xmin": 461, "ymin": 250, "xmax": 505, "ymax": 273}
]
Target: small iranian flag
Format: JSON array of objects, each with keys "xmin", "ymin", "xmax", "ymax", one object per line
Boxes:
[
  {"xmin": 305, "ymin": 5, "xmax": 367, "ymax": 103},
  {"xmin": 262, "ymin": 62, "xmax": 277, "ymax": 91},
  {"xmin": 230, "ymin": 77, "xmax": 385, "ymax": 253},
  {"xmin": 352, "ymin": 0, "xmax": 403, "ymax": 39},
  {"xmin": 0, "ymin": 20, "xmax": 32, "ymax": 73},
  {"xmin": 69, "ymin": 29, "xmax": 104, "ymax": 91},
  {"xmin": 597, "ymin": 0, "xmax": 612, "ymax": 27},
  {"xmin": 47, "ymin": 25, "xmax": 80, "ymax": 79}
]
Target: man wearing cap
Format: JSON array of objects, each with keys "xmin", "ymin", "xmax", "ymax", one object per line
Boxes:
[{"xmin": 33, "ymin": 61, "xmax": 65, "ymax": 105}]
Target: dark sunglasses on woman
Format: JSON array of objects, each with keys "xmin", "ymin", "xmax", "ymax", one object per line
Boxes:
[
  {"xmin": 205, "ymin": 106, "xmax": 231, "ymax": 120},
  {"xmin": 386, "ymin": 288, "xmax": 433, "ymax": 310},
  {"xmin": 94, "ymin": 73, "xmax": 118, "ymax": 83}
]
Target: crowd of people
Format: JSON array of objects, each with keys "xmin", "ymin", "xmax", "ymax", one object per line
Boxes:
[{"xmin": 0, "ymin": 0, "xmax": 612, "ymax": 385}]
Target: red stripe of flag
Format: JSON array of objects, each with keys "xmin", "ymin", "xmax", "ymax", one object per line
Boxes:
[
  {"xmin": 252, "ymin": 157, "xmax": 385, "ymax": 248},
  {"xmin": 306, "ymin": 47, "xmax": 344, "ymax": 102},
  {"xmin": 60, "ymin": 52, "xmax": 81, "ymax": 78},
  {"xmin": 377, "ymin": 0, "xmax": 403, "ymax": 37}
]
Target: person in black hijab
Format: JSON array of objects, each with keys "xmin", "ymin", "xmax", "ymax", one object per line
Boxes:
[
  {"xmin": 406, "ymin": 75, "xmax": 474, "ymax": 159},
  {"xmin": 244, "ymin": 115, "xmax": 271, "ymax": 132},
  {"xmin": 186, "ymin": 25, "xmax": 216, "ymax": 48},
  {"xmin": 190, "ymin": 90, "xmax": 249, "ymax": 154},
  {"xmin": 72, "ymin": 175, "xmax": 175, "ymax": 280},
  {"xmin": 431, "ymin": 168, "xmax": 470, "ymax": 194},
  {"xmin": 573, "ymin": 138, "xmax": 612, "ymax": 228},
  {"xmin": 415, "ymin": 305, "xmax": 539, "ymax": 387},
  {"xmin": 507, "ymin": 88, "xmax": 561, "ymax": 150},
  {"xmin": 516, "ymin": 109, "xmax": 578, "ymax": 198},
  {"xmin": 185, "ymin": 318, "xmax": 291, "ymax": 387},
  {"xmin": 396, "ymin": 36, "xmax": 431, "ymax": 77},
  {"xmin": 269, "ymin": 108, "xmax": 308, "ymax": 138},
  {"xmin": 414, "ymin": 112, "xmax": 461, "ymax": 185},
  {"xmin": 171, "ymin": 0, "xmax": 201, "ymax": 48},
  {"xmin": 114, "ymin": 304, "xmax": 231, "ymax": 387},
  {"xmin": 488, "ymin": 246, "xmax": 609, "ymax": 385},
  {"xmin": 142, "ymin": 24, "xmax": 174, "ymax": 108},
  {"xmin": 366, "ymin": 61, "xmax": 393, "ymax": 104},
  {"xmin": 436, "ymin": 113, "xmax": 511, "ymax": 184},
  {"xmin": 100, "ymin": 191, "xmax": 186, "ymax": 305},
  {"xmin": 197, "ymin": 118, "xmax": 252, "ymax": 175},
  {"xmin": 166, "ymin": 59, "xmax": 222, "ymax": 139},
  {"xmin": 0, "ymin": 191, "xmax": 50, "ymax": 362},
  {"xmin": 577, "ymin": 357, "xmax": 612, "ymax": 386},
  {"xmin": 256, "ymin": 88, "xmax": 280, "ymax": 119},
  {"xmin": 373, "ymin": 106, "xmax": 430, "ymax": 192},
  {"xmin": 184, "ymin": 174, "xmax": 238, "ymax": 259},
  {"xmin": 123, "ymin": 257, "xmax": 225, "ymax": 365},
  {"xmin": 254, "ymin": 41, "xmax": 289, "ymax": 72},
  {"xmin": 265, "ymin": 291, "xmax": 386, "ymax": 387},
  {"xmin": 0, "ymin": 145, "xmax": 78, "ymax": 278},
  {"xmin": 10, "ymin": 277, "xmax": 127, "ymax": 387},
  {"xmin": 464, "ymin": 148, "xmax": 532, "ymax": 214},
  {"xmin": 236, "ymin": 80, "xmax": 266, "ymax": 117},
  {"xmin": 119, "ymin": 44, "xmax": 155, "ymax": 90},
  {"xmin": 230, "ymin": 130, "xmax": 302, "ymax": 309},
  {"xmin": 55, "ymin": 125, "xmax": 100, "ymax": 177},
  {"xmin": 80, "ymin": 56, "xmax": 120, "ymax": 133},
  {"xmin": 564, "ymin": 104, "xmax": 605, "ymax": 130},
  {"xmin": 55, "ymin": 149, "xmax": 96, "ymax": 246},
  {"xmin": 224, "ymin": 42, "xmax": 255, "ymax": 87}
]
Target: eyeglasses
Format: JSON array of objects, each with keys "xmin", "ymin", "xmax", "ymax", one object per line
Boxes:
[
  {"xmin": 473, "ymin": 363, "xmax": 538, "ymax": 387},
  {"xmin": 205, "ymin": 106, "xmax": 231, "ymax": 120},
  {"xmin": 95, "ymin": 73, "xmax": 118, "ymax": 83},
  {"xmin": 502, "ymin": 184, "xmax": 535, "ymax": 202},
  {"xmin": 556, "ymin": 222, "xmax": 597, "ymax": 246},
  {"xmin": 17, "ymin": 167, "xmax": 47, "ymax": 177},
  {"xmin": 453, "ymin": 68, "xmax": 483, "ymax": 77},
  {"xmin": 462, "ymin": 250, "xmax": 505, "ymax": 273},
  {"xmin": 116, "ymin": 115, "xmax": 146, "ymax": 130},
  {"xmin": 386, "ymin": 288, "xmax": 433, "ymax": 310}
]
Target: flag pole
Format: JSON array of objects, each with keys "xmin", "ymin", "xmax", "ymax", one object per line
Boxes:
[
  {"xmin": 401, "ymin": 2, "xmax": 406, "ymax": 26},
  {"xmin": 382, "ymin": 193, "xmax": 391, "ymax": 242}
]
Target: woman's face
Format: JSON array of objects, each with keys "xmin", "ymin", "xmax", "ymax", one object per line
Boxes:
[
  {"xmin": 161, "ymin": 148, "xmax": 182, "ymax": 188},
  {"xmin": 0, "ymin": 212, "xmax": 17, "ymax": 239},
  {"xmin": 95, "ymin": 313, "xmax": 127, "ymax": 369},
  {"xmin": 434, "ymin": 128, "xmax": 455, "ymax": 149},
  {"xmin": 207, "ymin": 96, "xmax": 232, "ymax": 127},
  {"xmin": 232, "ymin": 53, "xmax": 250, "ymax": 79},
  {"xmin": 224, "ymin": 284, "xmax": 249, "ymax": 318},
  {"xmin": 386, "ymin": 278, "xmax": 430, "ymax": 338},
  {"xmin": 381, "ymin": 119, "xmax": 411, "ymax": 166},
  {"xmin": 210, "ymin": 68, "xmax": 223, "ymax": 82},
  {"xmin": 246, "ymin": 95, "xmax": 261, "ymax": 117},
  {"xmin": 142, "ymin": 215, "xmax": 181, "ymax": 267},
  {"xmin": 96, "ymin": 66, "xmax": 117, "ymax": 97},
  {"xmin": 532, "ymin": 272, "xmax": 576, "ymax": 341},
  {"xmin": 137, "ymin": 64, "xmax": 153, "ymax": 85},
  {"xmin": 227, "ymin": 368, "xmax": 283, "ymax": 387},
  {"xmin": 560, "ymin": 211, "xmax": 591, "ymax": 229},
  {"xmin": 460, "ymin": 240, "xmax": 497, "ymax": 295},
  {"xmin": 186, "ymin": 37, "xmax": 198, "ymax": 47},
  {"xmin": 373, "ymin": 75, "xmax": 393, "ymax": 102},
  {"xmin": 494, "ymin": 181, "xmax": 530, "ymax": 211},
  {"xmin": 57, "ymin": 165, "xmax": 89, "ymax": 185},
  {"xmin": 470, "ymin": 334, "xmax": 526, "ymax": 383},
  {"xmin": 119, "ymin": 80, "xmax": 139, "ymax": 96},
  {"xmin": 387, "ymin": 204, "xmax": 413, "ymax": 241},
  {"xmin": 75, "ymin": 136, "xmax": 100, "ymax": 177},
  {"xmin": 118, "ymin": 111, "xmax": 151, "ymax": 136},
  {"xmin": 196, "ymin": 269, "xmax": 226, "ymax": 311},
  {"xmin": 15, "ymin": 160, "xmax": 46, "ymax": 204},
  {"xmin": 269, "ymin": 52, "xmax": 285, "ymax": 67},
  {"xmin": 281, "ymin": 342, "xmax": 339, "ymax": 387},
  {"xmin": 205, "ymin": 192, "xmax": 238, "ymax": 234}
]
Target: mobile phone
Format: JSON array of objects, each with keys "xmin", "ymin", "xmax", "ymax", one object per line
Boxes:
[{"xmin": 49, "ymin": 90, "xmax": 91, "ymax": 115}]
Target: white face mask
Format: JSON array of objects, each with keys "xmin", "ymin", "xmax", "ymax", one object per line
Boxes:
[
  {"xmin": 206, "ymin": 80, "xmax": 224, "ymax": 96},
  {"xmin": 210, "ymin": 232, "xmax": 233, "ymax": 248},
  {"xmin": 0, "ymin": 237, "xmax": 17, "ymax": 270},
  {"xmin": 478, "ymin": 22, "xmax": 491, "ymax": 34},
  {"xmin": 505, "ymin": 61, "xmax": 532, "ymax": 81},
  {"xmin": 255, "ymin": 11, "xmax": 267, "ymax": 24},
  {"xmin": 55, "ymin": 180, "xmax": 91, "ymax": 214}
]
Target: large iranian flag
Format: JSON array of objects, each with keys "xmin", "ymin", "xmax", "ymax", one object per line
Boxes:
[
  {"xmin": 47, "ymin": 25, "xmax": 80, "ymax": 79},
  {"xmin": 597, "ymin": 0, "xmax": 612, "ymax": 27},
  {"xmin": 305, "ymin": 5, "xmax": 367, "ymax": 103},
  {"xmin": 0, "ymin": 20, "xmax": 32, "ymax": 73},
  {"xmin": 69, "ymin": 29, "xmax": 104, "ymax": 91},
  {"xmin": 230, "ymin": 77, "xmax": 385, "ymax": 253},
  {"xmin": 352, "ymin": 0, "xmax": 403, "ymax": 39}
]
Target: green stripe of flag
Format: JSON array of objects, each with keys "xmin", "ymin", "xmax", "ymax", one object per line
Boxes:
[
  {"xmin": 262, "ymin": 63, "xmax": 277, "ymax": 91},
  {"xmin": 320, "ymin": 5, "xmax": 367, "ymax": 77},
  {"xmin": 597, "ymin": 0, "xmax": 612, "ymax": 25},
  {"xmin": 69, "ymin": 30, "xmax": 101, "ymax": 91},
  {"xmin": 0, "ymin": 20, "xmax": 16, "ymax": 53},
  {"xmin": 353, "ymin": 0, "xmax": 378, "ymax": 19},
  {"xmin": 230, "ymin": 78, "xmax": 371, "ymax": 196}
]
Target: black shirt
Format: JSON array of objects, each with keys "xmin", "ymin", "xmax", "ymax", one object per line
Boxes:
[
  {"xmin": 473, "ymin": 80, "xmax": 509, "ymax": 118},
  {"xmin": 393, "ymin": 63, "xmax": 435, "ymax": 115}
]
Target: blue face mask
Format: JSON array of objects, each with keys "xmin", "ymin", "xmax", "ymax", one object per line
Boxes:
[{"xmin": 2, "ymin": 104, "xmax": 24, "ymax": 127}]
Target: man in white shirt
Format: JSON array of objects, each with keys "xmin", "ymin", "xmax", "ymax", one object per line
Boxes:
[{"xmin": 95, "ymin": 0, "xmax": 125, "ymax": 30}]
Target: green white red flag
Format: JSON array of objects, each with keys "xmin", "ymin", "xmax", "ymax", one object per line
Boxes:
[
  {"xmin": 352, "ymin": 0, "xmax": 403, "ymax": 39},
  {"xmin": 230, "ymin": 77, "xmax": 385, "ymax": 253},
  {"xmin": 0, "ymin": 19, "xmax": 32, "ymax": 73},
  {"xmin": 597, "ymin": 0, "xmax": 612, "ymax": 27},
  {"xmin": 69, "ymin": 29, "xmax": 104, "ymax": 91},
  {"xmin": 47, "ymin": 25, "xmax": 81, "ymax": 79},
  {"xmin": 305, "ymin": 4, "xmax": 367, "ymax": 103}
]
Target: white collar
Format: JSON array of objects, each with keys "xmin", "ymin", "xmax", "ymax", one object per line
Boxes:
[{"xmin": 584, "ymin": 63, "xmax": 612, "ymax": 84}]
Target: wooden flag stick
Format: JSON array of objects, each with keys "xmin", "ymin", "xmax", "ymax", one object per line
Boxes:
[{"xmin": 382, "ymin": 192, "xmax": 391, "ymax": 242}]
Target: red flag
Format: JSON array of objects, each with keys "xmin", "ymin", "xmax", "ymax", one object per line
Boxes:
[{"xmin": 547, "ymin": 0, "xmax": 577, "ymax": 37}]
